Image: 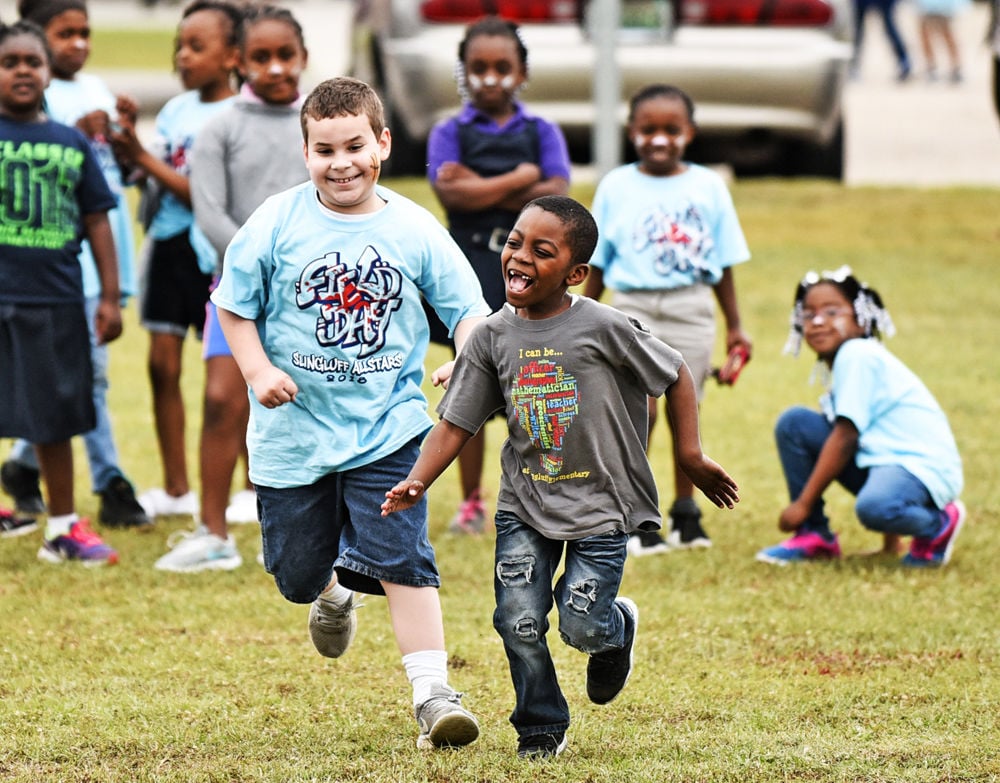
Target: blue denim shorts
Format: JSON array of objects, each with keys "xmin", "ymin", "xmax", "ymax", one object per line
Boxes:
[
  {"xmin": 255, "ymin": 437, "xmax": 439, "ymax": 602},
  {"xmin": 201, "ymin": 300, "xmax": 231, "ymax": 360}
]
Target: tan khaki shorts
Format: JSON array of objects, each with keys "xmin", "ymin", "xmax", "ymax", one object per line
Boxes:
[{"xmin": 610, "ymin": 285, "xmax": 716, "ymax": 400}]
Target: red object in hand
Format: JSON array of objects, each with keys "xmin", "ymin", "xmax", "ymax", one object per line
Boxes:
[{"xmin": 713, "ymin": 345, "xmax": 750, "ymax": 386}]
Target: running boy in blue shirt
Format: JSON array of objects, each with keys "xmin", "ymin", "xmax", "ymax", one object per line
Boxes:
[{"xmin": 211, "ymin": 77, "xmax": 489, "ymax": 750}]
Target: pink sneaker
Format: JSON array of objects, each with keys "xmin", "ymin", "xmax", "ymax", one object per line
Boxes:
[
  {"xmin": 902, "ymin": 500, "xmax": 966, "ymax": 568},
  {"xmin": 37, "ymin": 518, "xmax": 119, "ymax": 566},
  {"xmin": 448, "ymin": 491, "xmax": 487, "ymax": 535},
  {"xmin": 755, "ymin": 531, "xmax": 842, "ymax": 566}
]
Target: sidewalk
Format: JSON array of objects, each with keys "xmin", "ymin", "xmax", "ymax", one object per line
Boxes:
[{"xmin": 844, "ymin": 0, "xmax": 1000, "ymax": 186}]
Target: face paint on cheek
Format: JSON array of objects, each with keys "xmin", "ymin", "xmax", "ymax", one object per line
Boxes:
[
  {"xmin": 632, "ymin": 133, "xmax": 648, "ymax": 147},
  {"xmin": 369, "ymin": 152, "xmax": 381, "ymax": 181},
  {"xmin": 499, "ymin": 75, "xmax": 515, "ymax": 90},
  {"xmin": 467, "ymin": 74, "xmax": 483, "ymax": 90},
  {"xmin": 831, "ymin": 316, "xmax": 852, "ymax": 337}
]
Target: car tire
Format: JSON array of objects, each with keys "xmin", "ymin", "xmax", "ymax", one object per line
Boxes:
[
  {"xmin": 786, "ymin": 119, "xmax": 845, "ymax": 180},
  {"xmin": 384, "ymin": 105, "xmax": 427, "ymax": 177}
]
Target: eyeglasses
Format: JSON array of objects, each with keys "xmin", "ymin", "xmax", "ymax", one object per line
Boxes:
[{"xmin": 801, "ymin": 306, "xmax": 853, "ymax": 324}]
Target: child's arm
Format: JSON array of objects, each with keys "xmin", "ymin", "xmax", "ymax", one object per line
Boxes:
[
  {"xmin": 215, "ymin": 308, "xmax": 298, "ymax": 408},
  {"xmin": 664, "ymin": 363, "xmax": 740, "ymax": 508},
  {"xmin": 432, "ymin": 161, "xmax": 542, "ymax": 213},
  {"xmin": 713, "ymin": 267, "xmax": 753, "ymax": 358},
  {"xmin": 429, "ymin": 314, "xmax": 487, "ymax": 388},
  {"xmin": 110, "ymin": 121, "xmax": 192, "ymax": 205},
  {"xmin": 778, "ymin": 418, "xmax": 858, "ymax": 532},
  {"xmin": 582, "ymin": 266, "xmax": 605, "ymax": 301},
  {"xmin": 83, "ymin": 212, "xmax": 122, "ymax": 345},
  {"xmin": 494, "ymin": 173, "xmax": 569, "ymax": 212},
  {"xmin": 381, "ymin": 419, "xmax": 475, "ymax": 516}
]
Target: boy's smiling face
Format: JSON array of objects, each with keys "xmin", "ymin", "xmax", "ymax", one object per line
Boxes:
[
  {"xmin": 303, "ymin": 113, "xmax": 390, "ymax": 214},
  {"xmin": 502, "ymin": 205, "xmax": 588, "ymax": 320}
]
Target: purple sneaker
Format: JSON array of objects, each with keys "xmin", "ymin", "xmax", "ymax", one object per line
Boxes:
[
  {"xmin": 902, "ymin": 500, "xmax": 966, "ymax": 568},
  {"xmin": 755, "ymin": 531, "xmax": 842, "ymax": 566},
  {"xmin": 37, "ymin": 518, "xmax": 119, "ymax": 567}
]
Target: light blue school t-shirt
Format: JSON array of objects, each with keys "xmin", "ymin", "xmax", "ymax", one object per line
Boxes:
[
  {"xmin": 828, "ymin": 338, "xmax": 963, "ymax": 508},
  {"xmin": 45, "ymin": 74, "xmax": 136, "ymax": 299},
  {"xmin": 590, "ymin": 163, "xmax": 749, "ymax": 291},
  {"xmin": 211, "ymin": 183, "xmax": 491, "ymax": 488},
  {"xmin": 147, "ymin": 90, "xmax": 236, "ymax": 240}
]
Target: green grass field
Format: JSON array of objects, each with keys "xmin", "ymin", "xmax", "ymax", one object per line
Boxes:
[{"xmin": 2, "ymin": 180, "xmax": 999, "ymax": 782}]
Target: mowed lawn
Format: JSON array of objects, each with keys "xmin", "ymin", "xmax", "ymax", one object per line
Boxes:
[{"xmin": 1, "ymin": 179, "xmax": 998, "ymax": 783}]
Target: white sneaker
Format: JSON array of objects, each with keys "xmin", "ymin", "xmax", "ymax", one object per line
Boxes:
[
  {"xmin": 154, "ymin": 525, "xmax": 243, "ymax": 573},
  {"xmin": 139, "ymin": 488, "xmax": 198, "ymax": 519},
  {"xmin": 225, "ymin": 489, "xmax": 258, "ymax": 524}
]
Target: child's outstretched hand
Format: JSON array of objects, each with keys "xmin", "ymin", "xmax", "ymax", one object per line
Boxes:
[
  {"xmin": 248, "ymin": 366, "xmax": 298, "ymax": 409},
  {"xmin": 682, "ymin": 454, "xmax": 740, "ymax": 509},
  {"xmin": 381, "ymin": 480, "xmax": 426, "ymax": 516},
  {"xmin": 430, "ymin": 359, "xmax": 456, "ymax": 389}
]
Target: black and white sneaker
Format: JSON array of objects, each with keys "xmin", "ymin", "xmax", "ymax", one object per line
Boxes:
[
  {"xmin": 666, "ymin": 505, "xmax": 711, "ymax": 549},
  {"xmin": 1, "ymin": 507, "xmax": 38, "ymax": 538},
  {"xmin": 98, "ymin": 475, "xmax": 153, "ymax": 529},
  {"xmin": 626, "ymin": 529, "xmax": 671, "ymax": 557},
  {"xmin": 517, "ymin": 732, "xmax": 567, "ymax": 760},
  {"xmin": 0, "ymin": 460, "xmax": 46, "ymax": 515},
  {"xmin": 586, "ymin": 597, "xmax": 638, "ymax": 705}
]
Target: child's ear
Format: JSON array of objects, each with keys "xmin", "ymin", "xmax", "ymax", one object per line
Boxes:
[
  {"xmin": 566, "ymin": 264, "xmax": 589, "ymax": 287},
  {"xmin": 379, "ymin": 127, "xmax": 391, "ymax": 161}
]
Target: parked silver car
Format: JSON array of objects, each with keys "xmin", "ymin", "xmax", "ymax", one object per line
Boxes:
[{"xmin": 352, "ymin": 0, "xmax": 852, "ymax": 178}]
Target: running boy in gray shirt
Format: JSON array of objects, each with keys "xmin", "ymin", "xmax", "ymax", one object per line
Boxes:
[{"xmin": 382, "ymin": 195, "xmax": 740, "ymax": 760}]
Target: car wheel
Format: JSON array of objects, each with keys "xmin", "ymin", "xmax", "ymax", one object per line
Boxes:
[
  {"xmin": 786, "ymin": 120, "xmax": 845, "ymax": 180},
  {"xmin": 361, "ymin": 39, "xmax": 426, "ymax": 177},
  {"xmin": 384, "ymin": 106, "xmax": 427, "ymax": 177}
]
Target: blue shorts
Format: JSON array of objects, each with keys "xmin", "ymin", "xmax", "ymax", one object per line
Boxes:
[
  {"xmin": 202, "ymin": 300, "xmax": 232, "ymax": 360},
  {"xmin": 256, "ymin": 437, "xmax": 439, "ymax": 601}
]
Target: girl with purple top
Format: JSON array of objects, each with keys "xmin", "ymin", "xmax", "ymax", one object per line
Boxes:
[{"xmin": 425, "ymin": 15, "xmax": 571, "ymax": 535}]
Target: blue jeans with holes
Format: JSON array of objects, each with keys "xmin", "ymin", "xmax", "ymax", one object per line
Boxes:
[
  {"xmin": 775, "ymin": 406, "xmax": 942, "ymax": 539},
  {"xmin": 492, "ymin": 511, "xmax": 628, "ymax": 738}
]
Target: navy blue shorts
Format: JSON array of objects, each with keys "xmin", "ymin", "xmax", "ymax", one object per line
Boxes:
[
  {"xmin": 256, "ymin": 437, "xmax": 439, "ymax": 601},
  {"xmin": 0, "ymin": 302, "xmax": 94, "ymax": 442},
  {"xmin": 141, "ymin": 232, "xmax": 213, "ymax": 337}
]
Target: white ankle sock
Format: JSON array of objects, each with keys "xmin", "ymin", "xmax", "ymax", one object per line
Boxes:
[
  {"xmin": 45, "ymin": 513, "xmax": 77, "ymax": 539},
  {"xmin": 403, "ymin": 649, "xmax": 448, "ymax": 706},
  {"xmin": 319, "ymin": 582, "xmax": 353, "ymax": 608}
]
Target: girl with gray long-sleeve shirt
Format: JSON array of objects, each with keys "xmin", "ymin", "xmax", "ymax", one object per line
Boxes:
[{"xmin": 155, "ymin": 4, "xmax": 310, "ymax": 574}]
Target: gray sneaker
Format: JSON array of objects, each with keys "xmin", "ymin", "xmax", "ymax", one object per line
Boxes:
[
  {"xmin": 414, "ymin": 683, "xmax": 480, "ymax": 750},
  {"xmin": 308, "ymin": 592, "xmax": 359, "ymax": 659}
]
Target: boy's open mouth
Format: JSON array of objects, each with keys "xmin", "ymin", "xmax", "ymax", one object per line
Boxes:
[{"xmin": 507, "ymin": 270, "xmax": 533, "ymax": 294}]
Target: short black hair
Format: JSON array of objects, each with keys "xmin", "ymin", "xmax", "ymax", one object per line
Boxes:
[
  {"xmin": 458, "ymin": 15, "xmax": 527, "ymax": 70},
  {"xmin": 628, "ymin": 83, "xmax": 696, "ymax": 126},
  {"xmin": 238, "ymin": 3, "xmax": 305, "ymax": 53},
  {"xmin": 0, "ymin": 18, "xmax": 52, "ymax": 65},
  {"xmin": 521, "ymin": 195, "xmax": 598, "ymax": 266},
  {"xmin": 18, "ymin": 0, "xmax": 86, "ymax": 28}
]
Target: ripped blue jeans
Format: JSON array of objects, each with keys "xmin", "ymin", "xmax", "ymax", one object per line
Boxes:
[{"xmin": 492, "ymin": 510, "xmax": 628, "ymax": 738}]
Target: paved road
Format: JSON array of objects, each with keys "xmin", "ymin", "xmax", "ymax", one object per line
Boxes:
[
  {"xmin": 844, "ymin": 1, "xmax": 1000, "ymax": 186},
  {"xmin": 3, "ymin": 0, "xmax": 997, "ymax": 187}
]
